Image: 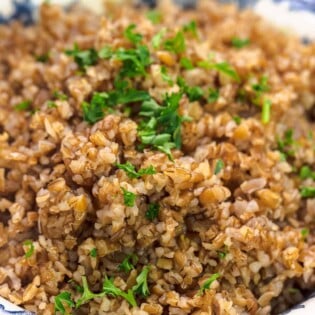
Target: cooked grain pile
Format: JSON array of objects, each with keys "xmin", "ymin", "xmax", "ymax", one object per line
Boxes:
[{"xmin": 0, "ymin": 1, "xmax": 315, "ymax": 314}]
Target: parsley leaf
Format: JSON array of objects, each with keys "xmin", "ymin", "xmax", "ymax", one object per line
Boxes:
[
  {"xmin": 145, "ymin": 203, "xmax": 160, "ymax": 221},
  {"xmin": 124, "ymin": 24, "xmax": 143, "ymax": 45},
  {"xmin": 198, "ymin": 273, "xmax": 220, "ymax": 296},
  {"xmin": 23, "ymin": 240, "xmax": 34, "ymax": 258},
  {"xmin": 300, "ymin": 187, "xmax": 315, "ymax": 198},
  {"xmin": 98, "ymin": 46, "xmax": 113, "ymax": 59},
  {"xmin": 102, "ymin": 276, "xmax": 137, "ymax": 307},
  {"xmin": 261, "ymin": 99, "xmax": 272, "ymax": 124},
  {"xmin": 116, "ymin": 162, "xmax": 156, "ymax": 179},
  {"xmin": 54, "ymin": 291, "xmax": 74, "ymax": 315},
  {"xmin": 164, "ymin": 31, "xmax": 186, "ymax": 54},
  {"xmin": 277, "ymin": 129, "xmax": 295, "ymax": 158},
  {"xmin": 301, "ymin": 228, "xmax": 309, "ymax": 240},
  {"xmin": 36, "ymin": 52, "xmax": 50, "ymax": 63},
  {"xmin": 214, "ymin": 159, "xmax": 224, "ymax": 175},
  {"xmin": 180, "ymin": 57, "xmax": 194, "ymax": 70},
  {"xmin": 161, "ymin": 66, "xmax": 174, "ymax": 86},
  {"xmin": 233, "ymin": 116, "xmax": 242, "ymax": 125},
  {"xmin": 121, "ymin": 187, "xmax": 136, "ymax": 207},
  {"xmin": 183, "ymin": 20, "xmax": 198, "ymax": 38},
  {"xmin": 90, "ymin": 248, "xmax": 97, "ymax": 258},
  {"xmin": 115, "ymin": 45, "xmax": 151, "ymax": 78},
  {"xmin": 208, "ymin": 88, "xmax": 219, "ymax": 103},
  {"xmin": 76, "ymin": 276, "xmax": 105, "ymax": 308},
  {"xmin": 177, "ymin": 77, "xmax": 203, "ymax": 102},
  {"xmin": 198, "ymin": 60, "xmax": 240, "ymax": 83},
  {"xmin": 53, "ymin": 91, "xmax": 68, "ymax": 100},
  {"xmin": 118, "ymin": 254, "xmax": 138, "ymax": 273},
  {"xmin": 132, "ymin": 266, "xmax": 150, "ymax": 297},
  {"xmin": 299, "ymin": 166, "xmax": 315, "ymax": 180},
  {"xmin": 252, "ymin": 76, "xmax": 269, "ymax": 94},
  {"xmin": 231, "ymin": 37, "xmax": 250, "ymax": 48},
  {"xmin": 146, "ymin": 10, "xmax": 162, "ymax": 24},
  {"xmin": 152, "ymin": 28, "xmax": 166, "ymax": 49},
  {"xmin": 15, "ymin": 100, "xmax": 31, "ymax": 111},
  {"xmin": 65, "ymin": 43, "xmax": 98, "ymax": 70}
]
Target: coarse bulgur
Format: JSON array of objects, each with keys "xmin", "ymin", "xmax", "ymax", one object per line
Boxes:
[{"xmin": 0, "ymin": 1, "xmax": 315, "ymax": 314}]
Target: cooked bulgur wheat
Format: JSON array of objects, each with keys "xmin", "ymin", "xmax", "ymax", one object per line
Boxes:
[{"xmin": 0, "ymin": 1, "xmax": 315, "ymax": 314}]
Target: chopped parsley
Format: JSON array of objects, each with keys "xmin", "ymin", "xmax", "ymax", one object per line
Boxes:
[
  {"xmin": 116, "ymin": 162, "xmax": 156, "ymax": 179},
  {"xmin": 118, "ymin": 254, "xmax": 138, "ymax": 273},
  {"xmin": 54, "ymin": 291, "xmax": 74, "ymax": 315},
  {"xmin": 161, "ymin": 66, "xmax": 174, "ymax": 86},
  {"xmin": 261, "ymin": 99, "xmax": 272, "ymax": 124},
  {"xmin": 82, "ymin": 89, "xmax": 150, "ymax": 124},
  {"xmin": 132, "ymin": 266, "xmax": 150, "ymax": 297},
  {"xmin": 121, "ymin": 187, "xmax": 136, "ymax": 207},
  {"xmin": 98, "ymin": 46, "xmax": 113, "ymax": 59},
  {"xmin": 231, "ymin": 37, "xmax": 250, "ymax": 48},
  {"xmin": 65, "ymin": 43, "xmax": 98, "ymax": 70},
  {"xmin": 23, "ymin": 240, "xmax": 34, "ymax": 258},
  {"xmin": 214, "ymin": 159, "xmax": 224, "ymax": 175},
  {"xmin": 208, "ymin": 88, "xmax": 219, "ymax": 103},
  {"xmin": 90, "ymin": 248, "xmax": 97, "ymax": 258},
  {"xmin": 183, "ymin": 20, "xmax": 198, "ymax": 38},
  {"xmin": 146, "ymin": 10, "xmax": 162, "ymax": 24},
  {"xmin": 53, "ymin": 91, "xmax": 68, "ymax": 100},
  {"xmin": 76, "ymin": 276, "xmax": 105, "ymax": 308},
  {"xmin": 145, "ymin": 203, "xmax": 160, "ymax": 221},
  {"xmin": 299, "ymin": 166, "xmax": 315, "ymax": 180},
  {"xmin": 15, "ymin": 100, "xmax": 31, "ymax": 111},
  {"xmin": 198, "ymin": 273, "xmax": 220, "ymax": 296},
  {"xmin": 198, "ymin": 60, "xmax": 240, "ymax": 82},
  {"xmin": 252, "ymin": 76, "xmax": 269, "ymax": 94},
  {"xmin": 177, "ymin": 77, "xmax": 203, "ymax": 102},
  {"xmin": 124, "ymin": 24, "xmax": 143, "ymax": 45},
  {"xmin": 301, "ymin": 228, "xmax": 309, "ymax": 239},
  {"xmin": 233, "ymin": 116, "xmax": 241, "ymax": 125},
  {"xmin": 164, "ymin": 31, "xmax": 186, "ymax": 54},
  {"xmin": 152, "ymin": 28, "xmax": 166, "ymax": 49},
  {"xmin": 180, "ymin": 57, "xmax": 194, "ymax": 70},
  {"xmin": 138, "ymin": 92, "xmax": 186, "ymax": 159},
  {"xmin": 218, "ymin": 251, "xmax": 227, "ymax": 259},
  {"xmin": 102, "ymin": 276, "xmax": 137, "ymax": 306},
  {"xmin": 277, "ymin": 129, "xmax": 296, "ymax": 158},
  {"xmin": 35, "ymin": 52, "xmax": 50, "ymax": 63},
  {"xmin": 300, "ymin": 187, "xmax": 315, "ymax": 198}
]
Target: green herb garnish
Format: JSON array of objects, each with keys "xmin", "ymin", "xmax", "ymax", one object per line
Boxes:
[
  {"xmin": 146, "ymin": 10, "xmax": 162, "ymax": 24},
  {"xmin": 177, "ymin": 77, "xmax": 203, "ymax": 102},
  {"xmin": 23, "ymin": 240, "xmax": 34, "ymax": 258},
  {"xmin": 53, "ymin": 91, "xmax": 68, "ymax": 101},
  {"xmin": 180, "ymin": 57, "xmax": 194, "ymax": 70},
  {"xmin": 116, "ymin": 162, "xmax": 156, "ymax": 179},
  {"xmin": 233, "ymin": 116, "xmax": 241, "ymax": 125},
  {"xmin": 145, "ymin": 203, "xmax": 160, "ymax": 221},
  {"xmin": 90, "ymin": 248, "xmax": 97, "ymax": 258},
  {"xmin": 261, "ymin": 99, "xmax": 272, "ymax": 124},
  {"xmin": 277, "ymin": 129, "xmax": 296, "ymax": 158},
  {"xmin": 65, "ymin": 43, "xmax": 98, "ymax": 70},
  {"xmin": 231, "ymin": 37, "xmax": 250, "ymax": 48},
  {"xmin": 132, "ymin": 266, "xmax": 150, "ymax": 297},
  {"xmin": 54, "ymin": 291, "xmax": 74, "ymax": 315},
  {"xmin": 15, "ymin": 100, "xmax": 31, "ymax": 111},
  {"xmin": 299, "ymin": 166, "xmax": 315, "ymax": 180},
  {"xmin": 198, "ymin": 273, "xmax": 220, "ymax": 296},
  {"xmin": 76, "ymin": 276, "xmax": 105, "ymax": 308},
  {"xmin": 252, "ymin": 76, "xmax": 269, "ymax": 94},
  {"xmin": 124, "ymin": 24, "xmax": 143, "ymax": 45},
  {"xmin": 208, "ymin": 88, "xmax": 219, "ymax": 103},
  {"xmin": 164, "ymin": 31, "xmax": 186, "ymax": 54},
  {"xmin": 121, "ymin": 187, "xmax": 136, "ymax": 207},
  {"xmin": 214, "ymin": 159, "xmax": 224, "ymax": 175},
  {"xmin": 118, "ymin": 254, "xmax": 138, "ymax": 273},
  {"xmin": 102, "ymin": 276, "xmax": 137, "ymax": 307},
  {"xmin": 161, "ymin": 66, "xmax": 174, "ymax": 86},
  {"xmin": 183, "ymin": 20, "xmax": 198, "ymax": 38},
  {"xmin": 36, "ymin": 52, "xmax": 50, "ymax": 63},
  {"xmin": 300, "ymin": 187, "xmax": 315, "ymax": 198},
  {"xmin": 152, "ymin": 28, "xmax": 166, "ymax": 49},
  {"xmin": 301, "ymin": 228, "xmax": 309, "ymax": 239}
]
